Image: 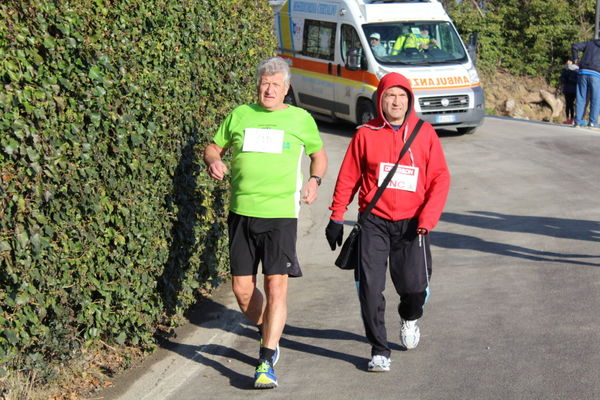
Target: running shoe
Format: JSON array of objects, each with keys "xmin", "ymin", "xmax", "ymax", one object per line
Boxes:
[
  {"xmin": 259, "ymin": 339, "xmax": 280, "ymax": 366},
  {"xmin": 400, "ymin": 318, "xmax": 421, "ymax": 349},
  {"xmin": 367, "ymin": 355, "xmax": 391, "ymax": 372},
  {"xmin": 254, "ymin": 360, "xmax": 278, "ymax": 389}
]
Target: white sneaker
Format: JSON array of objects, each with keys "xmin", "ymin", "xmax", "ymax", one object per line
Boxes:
[
  {"xmin": 400, "ymin": 319, "xmax": 420, "ymax": 349},
  {"xmin": 367, "ymin": 355, "xmax": 391, "ymax": 372}
]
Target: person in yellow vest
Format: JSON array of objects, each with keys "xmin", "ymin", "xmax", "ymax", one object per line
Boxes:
[
  {"xmin": 392, "ymin": 27, "xmax": 437, "ymax": 55},
  {"xmin": 418, "ymin": 28, "xmax": 437, "ymax": 49},
  {"xmin": 390, "ymin": 28, "xmax": 409, "ymax": 55}
]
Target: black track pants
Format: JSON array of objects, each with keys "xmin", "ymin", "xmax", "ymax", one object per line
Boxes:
[{"xmin": 356, "ymin": 215, "xmax": 431, "ymax": 357}]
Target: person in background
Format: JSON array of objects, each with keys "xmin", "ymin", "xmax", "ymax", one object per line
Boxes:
[
  {"xmin": 572, "ymin": 39, "xmax": 600, "ymax": 128},
  {"xmin": 390, "ymin": 27, "xmax": 409, "ymax": 55},
  {"xmin": 325, "ymin": 72, "xmax": 450, "ymax": 372},
  {"xmin": 369, "ymin": 32, "xmax": 387, "ymax": 57},
  {"xmin": 559, "ymin": 59, "xmax": 579, "ymax": 125},
  {"xmin": 204, "ymin": 56, "xmax": 327, "ymax": 389},
  {"xmin": 402, "ymin": 27, "xmax": 437, "ymax": 51}
]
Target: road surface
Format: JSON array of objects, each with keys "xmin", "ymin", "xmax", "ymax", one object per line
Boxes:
[{"xmin": 96, "ymin": 117, "xmax": 600, "ymax": 400}]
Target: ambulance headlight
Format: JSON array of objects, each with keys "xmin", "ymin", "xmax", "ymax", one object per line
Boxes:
[{"xmin": 467, "ymin": 66, "xmax": 480, "ymax": 84}]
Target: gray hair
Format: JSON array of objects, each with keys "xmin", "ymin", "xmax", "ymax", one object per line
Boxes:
[{"xmin": 256, "ymin": 57, "xmax": 291, "ymax": 85}]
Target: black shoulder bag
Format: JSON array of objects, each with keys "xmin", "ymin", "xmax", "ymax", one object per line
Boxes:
[{"xmin": 335, "ymin": 119, "xmax": 424, "ymax": 270}]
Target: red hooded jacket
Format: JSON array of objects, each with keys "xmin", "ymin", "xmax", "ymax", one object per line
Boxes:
[{"xmin": 329, "ymin": 72, "xmax": 450, "ymax": 231}]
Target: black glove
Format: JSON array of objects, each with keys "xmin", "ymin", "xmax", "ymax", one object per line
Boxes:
[{"xmin": 325, "ymin": 220, "xmax": 343, "ymax": 251}]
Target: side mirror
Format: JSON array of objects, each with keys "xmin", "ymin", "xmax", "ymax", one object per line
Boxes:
[
  {"xmin": 467, "ymin": 33, "xmax": 478, "ymax": 66},
  {"xmin": 346, "ymin": 48, "xmax": 362, "ymax": 71}
]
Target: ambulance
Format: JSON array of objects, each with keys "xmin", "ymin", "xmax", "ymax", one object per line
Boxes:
[{"xmin": 272, "ymin": 0, "xmax": 485, "ymax": 134}]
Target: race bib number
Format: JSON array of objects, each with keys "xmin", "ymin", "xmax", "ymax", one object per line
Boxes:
[
  {"xmin": 378, "ymin": 163, "xmax": 419, "ymax": 192},
  {"xmin": 242, "ymin": 128, "xmax": 284, "ymax": 153}
]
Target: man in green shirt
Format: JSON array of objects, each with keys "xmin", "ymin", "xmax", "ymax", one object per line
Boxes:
[{"xmin": 203, "ymin": 57, "xmax": 327, "ymax": 389}]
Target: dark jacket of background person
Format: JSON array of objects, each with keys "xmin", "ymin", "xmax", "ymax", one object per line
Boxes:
[
  {"xmin": 560, "ymin": 63, "xmax": 579, "ymax": 95},
  {"xmin": 572, "ymin": 40, "xmax": 600, "ymax": 72}
]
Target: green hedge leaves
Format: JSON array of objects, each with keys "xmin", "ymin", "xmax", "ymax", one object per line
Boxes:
[
  {"xmin": 0, "ymin": 0, "xmax": 275, "ymax": 379},
  {"xmin": 445, "ymin": 0, "xmax": 595, "ymax": 80}
]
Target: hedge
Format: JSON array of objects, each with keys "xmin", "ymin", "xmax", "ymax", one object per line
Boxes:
[{"xmin": 0, "ymin": 0, "xmax": 275, "ymax": 382}]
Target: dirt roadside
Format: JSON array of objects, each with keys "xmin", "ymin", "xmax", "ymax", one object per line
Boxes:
[{"xmin": 483, "ymin": 69, "xmax": 570, "ymax": 124}]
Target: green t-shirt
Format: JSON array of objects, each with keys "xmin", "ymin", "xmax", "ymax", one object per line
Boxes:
[{"xmin": 213, "ymin": 103, "xmax": 323, "ymax": 218}]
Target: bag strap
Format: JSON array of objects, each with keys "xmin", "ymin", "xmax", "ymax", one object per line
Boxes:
[{"xmin": 357, "ymin": 119, "xmax": 424, "ymax": 225}]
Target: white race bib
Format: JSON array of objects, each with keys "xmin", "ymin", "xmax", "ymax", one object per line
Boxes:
[
  {"xmin": 242, "ymin": 128, "xmax": 284, "ymax": 153},
  {"xmin": 378, "ymin": 163, "xmax": 419, "ymax": 192}
]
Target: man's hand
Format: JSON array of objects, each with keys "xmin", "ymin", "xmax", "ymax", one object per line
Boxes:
[
  {"xmin": 417, "ymin": 227, "xmax": 428, "ymax": 236},
  {"xmin": 325, "ymin": 220, "xmax": 344, "ymax": 250},
  {"xmin": 301, "ymin": 178, "xmax": 319, "ymax": 204},
  {"xmin": 204, "ymin": 143, "xmax": 228, "ymax": 180},
  {"xmin": 207, "ymin": 160, "xmax": 228, "ymax": 180}
]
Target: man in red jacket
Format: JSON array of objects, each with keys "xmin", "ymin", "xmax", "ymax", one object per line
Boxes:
[{"xmin": 325, "ymin": 72, "xmax": 450, "ymax": 372}]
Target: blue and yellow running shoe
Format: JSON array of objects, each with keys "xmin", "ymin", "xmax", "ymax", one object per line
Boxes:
[{"xmin": 254, "ymin": 360, "xmax": 277, "ymax": 389}]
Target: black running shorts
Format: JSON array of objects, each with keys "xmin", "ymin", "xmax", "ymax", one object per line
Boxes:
[{"xmin": 227, "ymin": 212, "xmax": 302, "ymax": 277}]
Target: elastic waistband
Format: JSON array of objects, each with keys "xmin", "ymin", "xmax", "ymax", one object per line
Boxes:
[{"xmin": 579, "ymin": 69, "xmax": 600, "ymax": 78}]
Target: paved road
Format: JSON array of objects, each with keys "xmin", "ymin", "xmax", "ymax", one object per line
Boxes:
[{"xmin": 96, "ymin": 117, "xmax": 600, "ymax": 400}]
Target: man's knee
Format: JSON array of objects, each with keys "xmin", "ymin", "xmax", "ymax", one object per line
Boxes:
[
  {"xmin": 264, "ymin": 274, "xmax": 288, "ymax": 302},
  {"xmin": 232, "ymin": 276, "xmax": 256, "ymax": 306}
]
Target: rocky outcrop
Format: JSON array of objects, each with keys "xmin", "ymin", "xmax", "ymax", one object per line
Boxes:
[
  {"xmin": 483, "ymin": 70, "xmax": 566, "ymax": 123},
  {"xmin": 539, "ymin": 89, "xmax": 563, "ymax": 119}
]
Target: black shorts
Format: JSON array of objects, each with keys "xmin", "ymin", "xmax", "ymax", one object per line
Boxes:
[{"xmin": 227, "ymin": 212, "xmax": 302, "ymax": 277}]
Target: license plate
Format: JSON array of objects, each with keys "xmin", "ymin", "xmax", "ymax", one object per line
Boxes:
[{"xmin": 436, "ymin": 115, "xmax": 456, "ymax": 123}]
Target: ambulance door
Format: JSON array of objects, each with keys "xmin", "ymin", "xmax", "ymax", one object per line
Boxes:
[
  {"xmin": 333, "ymin": 24, "xmax": 372, "ymax": 123},
  {"xmin": 294, "ymin": 19, "xmax": 337, "ymax": 117}
]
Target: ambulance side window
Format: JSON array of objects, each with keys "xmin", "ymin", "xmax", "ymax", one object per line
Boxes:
[
  {"xmin": 341, "ymin": 24, "xmax": 365, "ymax": 68},
  {"xmin": 303, "ymin": 19, "xmax": 336, "ymax": 61}
]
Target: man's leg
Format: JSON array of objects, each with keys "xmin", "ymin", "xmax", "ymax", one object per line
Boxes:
[
  {"xmin": 589, "ymin": 74, "xmax": 600, "ymax": 126},
  {"xmin": 229, "ymin": 212, "xmax": 264, "ymax": 325},
  {"xmin": 254, "ymin": 273, "xmax": 287, "ymax": 389},
  {"xmin": 253, "ymin": 217, "xmax": 295, "ymax": 388},
  {"xmin": 575, "ymin": 74, "xmax": 588, "ymax": 126},
  {"xmin": 261, "ymin": 273, "xmax": 288, "ymax": 351},
  {"xmin": 359, "ymin": 215, "xmax": 392, "ymax": 358},
  {"xmin": 388, "ymin": 218, "xmax": 430, "ymax": 350},
  {"xmin": 256, "ymin": 216, "xmax": 296, "ymax": 355},
  {"xmin": 232, "ymin": 275, "xmax": 264, "ymax": 326}
]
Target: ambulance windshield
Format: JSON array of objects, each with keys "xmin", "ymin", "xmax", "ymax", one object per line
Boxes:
[{"xmin": 363, "ymin": 21, "xmax": 468, "ymax": 65}]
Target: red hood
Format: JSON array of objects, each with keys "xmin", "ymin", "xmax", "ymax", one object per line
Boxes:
[{"xmin": 363, "ymin": 72, "xmax": 417, "ymax": 130}]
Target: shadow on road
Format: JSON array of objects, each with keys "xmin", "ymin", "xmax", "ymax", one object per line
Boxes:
[
  {"xmin": 159, "ymin": 339, "xmax": 255, "ymax": 390},
  {"xmin": 282, "ymin": 324, "xmax": 407, "ymax": 366},
  {"xmin": 441, "ymin": 211, "xmax": 600, "ymax": 242},
  {"xmin": 433, "ymin": 231, "xmax": 600, "ymax": 267},
  {"xmin": 157, "ymin": 297, "xmax": 383, "ymax": 386},
  {"xmin": 435, "ymin": 211, "xmax": 600, "ymax": 267}
]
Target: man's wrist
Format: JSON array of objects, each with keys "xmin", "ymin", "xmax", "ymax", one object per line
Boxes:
[{"xmin": 309, "ymin": 175, "xmax": 322, "ymax": 186}]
